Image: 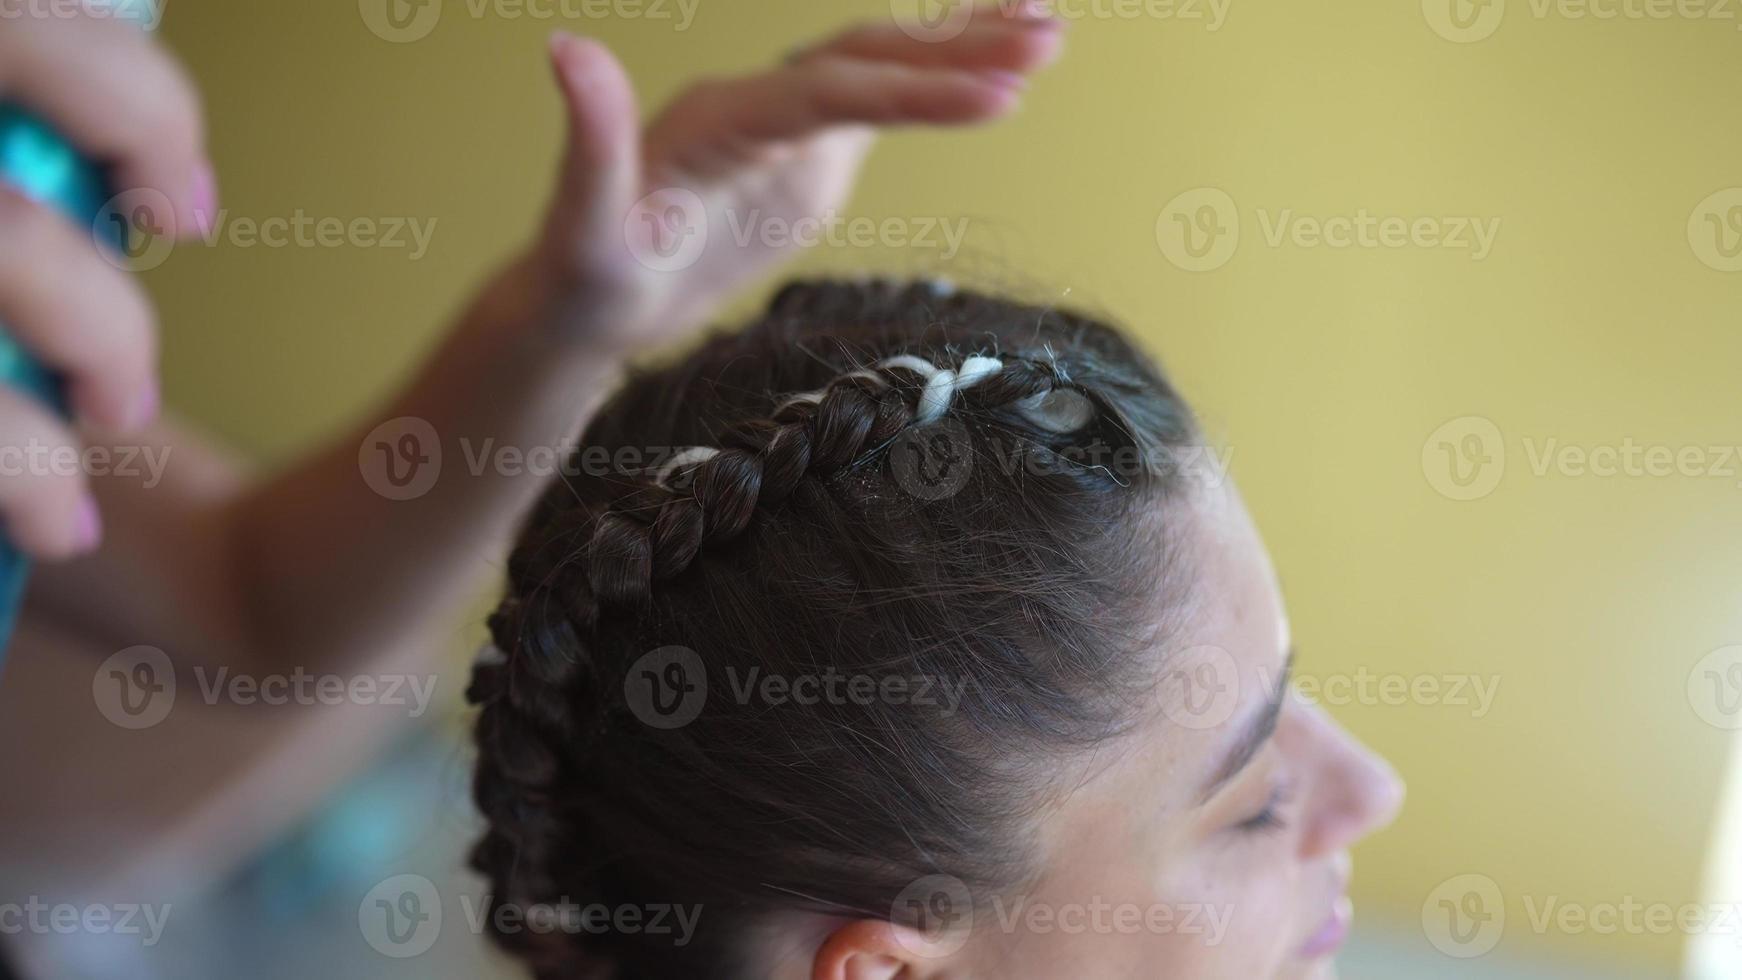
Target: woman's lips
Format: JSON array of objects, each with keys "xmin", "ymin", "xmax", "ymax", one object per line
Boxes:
[{"xmin": 1298, "ymin": 894, "xmax": 1353, "ymax": 959}]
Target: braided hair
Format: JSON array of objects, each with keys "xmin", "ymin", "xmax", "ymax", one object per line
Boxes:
[{"xmin": 468, "ymin": 279, "xmax": 1203, "ymax": 978}]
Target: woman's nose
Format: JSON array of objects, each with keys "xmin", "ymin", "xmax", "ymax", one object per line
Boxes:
[{"xmin": 1292, "ymin": 697, "xmax": 1406, "ymax": 858}]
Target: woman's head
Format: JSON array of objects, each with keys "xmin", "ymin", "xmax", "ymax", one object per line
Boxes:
[{"xmin": 467, "ymin": 279, "xmax": 1402, "ymax": 979}]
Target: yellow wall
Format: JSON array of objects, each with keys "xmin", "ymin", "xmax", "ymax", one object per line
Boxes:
[{"xmin": 150, "ymin": 1, "xmax": 1742, "ymax": 973}]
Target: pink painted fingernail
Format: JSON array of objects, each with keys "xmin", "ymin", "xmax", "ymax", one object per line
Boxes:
[
  {"xmin": 982, "ymin": 71, "xmax": 1028, "ymax": 90},
  {"xmin": 74, "ymin": 494, "xmax": 102, "ymax": 553},
  {"xmin": 190, "ymin": 161, "xmax": 218, "ymax": 238},
  {"xmin": 549, "ymin": 29, "xmax": 579, "ymax": 61}
]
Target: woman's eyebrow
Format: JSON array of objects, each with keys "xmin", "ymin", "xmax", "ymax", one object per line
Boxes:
[{"xmin": 1196, "ymin": 648, "xmax": 1296, "ymax": 805}]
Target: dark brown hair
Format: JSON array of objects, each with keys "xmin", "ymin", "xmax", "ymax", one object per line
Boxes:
[{"xmin": 467, "ymin": 279, "xmax": 1202, "ymax": 978}]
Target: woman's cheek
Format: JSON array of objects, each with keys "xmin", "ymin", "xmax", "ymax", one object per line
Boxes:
[{"xmin": 1157, "ymin": 842, "xmax": 1301, "ymax": 978}]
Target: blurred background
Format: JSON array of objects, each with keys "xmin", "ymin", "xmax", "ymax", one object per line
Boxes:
[{"xmin": 2, "ymin": 0, "xmax": 1740, "ymax": 977}]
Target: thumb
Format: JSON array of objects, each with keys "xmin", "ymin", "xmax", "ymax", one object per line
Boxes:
[{"xmin": 544, "ymin": 32, "xmax": 641, "ymax": 259}]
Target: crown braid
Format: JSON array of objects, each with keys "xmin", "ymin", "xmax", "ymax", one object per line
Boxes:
[{"xmin": 466, "ymin": 278, "xmax": 1201, "ymax": 979}]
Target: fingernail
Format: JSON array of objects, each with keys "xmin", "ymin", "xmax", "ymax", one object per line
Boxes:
[
  {"xmin": 190, "ymin": 161, "xmax": 218, "ymax": 238},
  {"xmin": 131, "ymin": 378, "xmax": 160, "ymax": 430},
  {"xmin": 981, "ymin": 71, "xmax": 1028, "ymax": 91},
  {"xmin": 548, "ymin": 29, "xmax": 576, "ymax": 60},
  {"xmin": 74, "ymin": 494, "xmax": 102, "ymax": 553}
]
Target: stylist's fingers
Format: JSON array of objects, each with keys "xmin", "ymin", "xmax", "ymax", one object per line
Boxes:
[
  {"xmin": 0, "ymin": 387, "xmax": 99, "ymax": 560},
  {"xmin": 652, "ymin": 58, "xmax": 1026, "ymax": 157},
  {"xmin": 802, "ymin": 7, "xmax": 1067, "ymax": 73},
  {"xmin": 0, "ymin": 189, "xmax": 159, "ymax": 433},
  {"xmin": 545, "ymin": 32, "xmax": 642, "ymax": 254},
  {"xmin": 0, "ymin": 12, "xmax": 213, "ymax": 240}
]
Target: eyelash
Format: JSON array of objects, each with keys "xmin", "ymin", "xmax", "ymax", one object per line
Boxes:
[{"xmin": 1234, "ymin": 778, "xmax": 1297, "ymax": 836}]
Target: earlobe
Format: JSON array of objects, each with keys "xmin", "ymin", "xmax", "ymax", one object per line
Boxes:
[{"xmin": 810, "ymin": 919, "xmax": 935, "ymax": 980}]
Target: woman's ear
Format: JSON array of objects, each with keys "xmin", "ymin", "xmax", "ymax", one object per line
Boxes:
[{"xmin": 810, "ymin": 918, "xmax": 951, "ymax": 980}]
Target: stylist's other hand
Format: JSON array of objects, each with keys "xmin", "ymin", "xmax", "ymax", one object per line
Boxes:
[
  {"xmin": 0, "ymin": 9, "xmax": 213, "ymax": 557},
  {"xmin": 527, "ymin": 2, "xmax": 1066, "ymax": 354}
]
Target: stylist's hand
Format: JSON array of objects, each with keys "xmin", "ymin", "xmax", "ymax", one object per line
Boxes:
[
  {"xmin": 0, "ymin": 10, "xmax": 212, "ymax": 557},
  {"xmin": 526, "ymin": 2, "xmax": 1066, "ymax": 354}
]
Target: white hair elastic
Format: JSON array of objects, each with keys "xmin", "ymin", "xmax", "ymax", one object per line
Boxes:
[
  {"xmin": 652, "ymin": 355, "xmax": 1095, "ymax": 487},
  {"xmin": 880, "ymin": 353, "xmax": 1002, "ymax": 423},
  {"xmin": 651, "ymin": 446, "xmax": 722, "ymax": 486}
]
